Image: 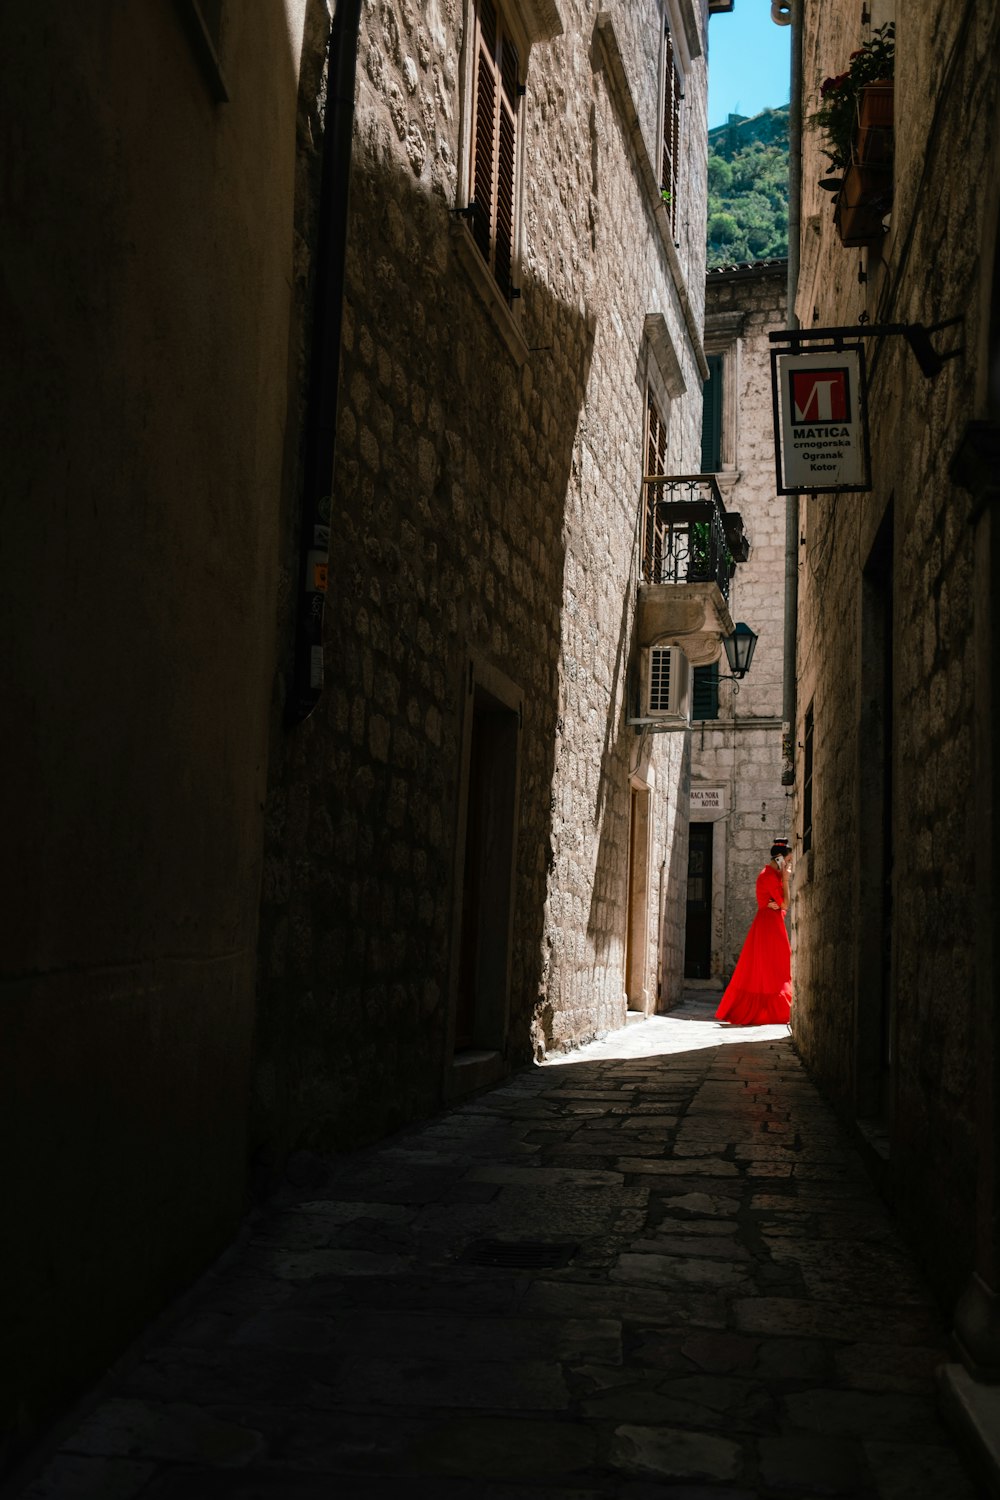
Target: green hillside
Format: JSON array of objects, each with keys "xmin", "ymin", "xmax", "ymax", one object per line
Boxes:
[{"xmin": 707, "ymin": 105, "xmax": 789, "ymax": 268}]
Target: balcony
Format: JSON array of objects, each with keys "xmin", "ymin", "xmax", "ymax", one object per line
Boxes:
[{"xmin": 636, "ymin": 474, "xmax": 750, "ymax": 663}]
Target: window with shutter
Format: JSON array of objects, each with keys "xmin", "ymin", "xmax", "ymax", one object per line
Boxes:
[
  {"xmin": 660, "ymin": 23, "xmax": 682, "ymax": 236},
  {"xmin": 469, "ymin": 0, "xmax": 522, "ymax": 301},
  {"xmin": 646, "ymin": 388, "xmax": 668, "ymax": 475},
  {"xmin": 643, "ymin": 389, "xmax": 669, "ymax": 578},
  {"xmin": 701, "ymin": 354, "xmax": 723, "ymax": 472},
  {"xmin": 692, "ymin": 663, "xmax": 719, "ymax": 720}
]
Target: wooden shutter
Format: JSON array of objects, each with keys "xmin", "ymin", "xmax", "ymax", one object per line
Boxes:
[
  {"xmin": 692, "ymin": 663, "xmax": 720, "ymax": 720},
  {"xmin": 471, "ymin": 6, "xmax": 496, "ymax": 263},
  {"xmin": 469, "ymin": 0, "xmax": 521, "ymax": 301},
  {"xmin": 646, "ymin": 389, "xmax": 668, "ymax": 475},
  {"xmin": 643, "ymin": 390, "xmax": 668, "ymax": 577},
  {"xmin": 494, "ymin": 33, "xmax": 518, "ymax": 298},
  {"xmin": 701, "ymin": 354, "xmax": 723, "ymax": 471},
  {"xmin": 661, "ymin": 25, "xmax": 681, "ymax": 236}
]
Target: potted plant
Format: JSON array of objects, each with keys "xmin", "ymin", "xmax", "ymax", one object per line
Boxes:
[
  {"xmin": 811, "ymin": 22, "xmax": 895, "ymax": 173},
  {"xmin": 690, "ymin": 520, "xmax": 709, "ymax": 577},
  {"xmin": 810, "ymin": 22, "xmax": 894, "ymax": 245}
]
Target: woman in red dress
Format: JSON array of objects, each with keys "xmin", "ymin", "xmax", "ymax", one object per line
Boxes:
[{"xmin": 715, "ymin": 839, "xmax": 792, "ymax": 1025}]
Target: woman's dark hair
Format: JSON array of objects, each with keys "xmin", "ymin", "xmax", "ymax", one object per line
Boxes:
[{"xmin": 770, "ymin": 840, "xmax": 790, "ymax": 859}]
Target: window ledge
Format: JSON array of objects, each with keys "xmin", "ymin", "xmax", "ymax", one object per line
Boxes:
[
  {"xmin": 705, "ymin": 310, "xmax": 746, "ymax": 346},
  {"xmin": 675, "ymin": 0, "xmax": 704, "ymax": 60},
  {"xmin": 451, "ymin": 221, "xmax": 529, "ymax": 367},
  {"xmin": 594, "ymin": 12, "xmax": 709, "ymax": 382},
  {"xmin": 514, "ymin": 0, "xmax": 564, "ymax": 43},
  {"xmin": 692, "ymin": 714, "xmax": 784, "ymax": 730},
  {"xmin": 644, "ymin": 313, "xmax": 686, "ymax": 399}
]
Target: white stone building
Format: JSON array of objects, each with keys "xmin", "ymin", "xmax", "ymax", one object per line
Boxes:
[{"xmin": 683, "ymin": 260, "xmax": 790, "ymax": 986}]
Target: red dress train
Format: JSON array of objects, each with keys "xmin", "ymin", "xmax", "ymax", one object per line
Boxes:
[{"xmin": 715, "ymin": 864, "xmax": 792, "ymax": 1024}]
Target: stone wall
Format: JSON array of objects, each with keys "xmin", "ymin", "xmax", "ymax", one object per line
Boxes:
[
  {"xmin": 1, "ymin": 0, "xmax": 311, "ymax": 1460},
  {"xmin": 791, "ymin": 0, "xmax": 1000, "ymax": 1305},
  {"xmin": 254, "ymin": 0, "xmax": 714, "ymax": 1155},
  {"xmin": 688, "ymin": 262, "xmax": 789, "ymax": 981}
]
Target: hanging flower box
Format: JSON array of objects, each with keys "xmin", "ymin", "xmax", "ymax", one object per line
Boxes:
[
  {"xmin": 859, "ymin": 80, "xmax": 893, "ymax": 128},
  {"xmin": 856, "ymin": 80, "xmax": 893, "ymax": 166},
  {"xmin": 810, "ymin": 23, "xmax": 895, "ymax": 172},
  {"xmin": 835, "ymin": 161, "xmax": 892, "ymax": 246}
]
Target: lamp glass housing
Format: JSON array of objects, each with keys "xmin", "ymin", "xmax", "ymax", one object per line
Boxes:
[{"xmin": 723, "ymin": 621, "xmax": 758, "ymax": 678}]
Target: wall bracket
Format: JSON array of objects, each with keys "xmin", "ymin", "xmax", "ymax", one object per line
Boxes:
[{"xmin": 769, "ymin": 317, "xmax": 965, "ymax": 378}]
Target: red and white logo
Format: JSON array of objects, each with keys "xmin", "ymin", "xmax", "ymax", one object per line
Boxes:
[{"xmin": 790, "ymin": 367, "xmax": 851, "ymax": 423}]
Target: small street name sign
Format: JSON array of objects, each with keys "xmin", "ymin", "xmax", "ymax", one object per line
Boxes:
[{"xmin": 690, "ymin": 786, "xmax": 728, "ymax": 818}]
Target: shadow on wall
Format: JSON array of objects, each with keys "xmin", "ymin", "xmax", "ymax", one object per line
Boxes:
[
  {"xmin": 586, "ymin": 505, "xmax": 643, "ymax": 966},
  {"xmin": 253, "ymin": 130, "xmax": 596, "ymax": 1167},
  {"xmin": 1, "ymin": 0, "xmax": 303, "ymax": 1473}
]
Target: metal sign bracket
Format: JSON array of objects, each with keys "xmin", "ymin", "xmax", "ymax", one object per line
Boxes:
[{"xmin": 769, "ymin": 317, "xmax": 964, "ymax": 379}]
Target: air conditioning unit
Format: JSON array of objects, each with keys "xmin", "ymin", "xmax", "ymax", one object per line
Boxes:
[{"xmin": 642, "ymin": 644, "xmax": 691, "ymax": 722}]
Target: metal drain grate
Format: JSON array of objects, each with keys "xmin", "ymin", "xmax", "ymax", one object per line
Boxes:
[{"xmin": 460, "ymin": 1238, "xmax": 579, "ymax": 1269}]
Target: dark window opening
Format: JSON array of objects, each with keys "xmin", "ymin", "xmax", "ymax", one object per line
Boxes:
[
  {"xmin": 701, "ymin": 353, "xmax": 723, "ymax": 472},
  {"xmin": 692, "ymin": 662, "xmax": 720, "ymax": 720},
  {"xmin": 684, "ymin": 822, "xmax": 713, "ymax": 978}
]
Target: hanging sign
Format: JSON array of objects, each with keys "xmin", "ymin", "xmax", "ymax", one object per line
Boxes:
[{"xmin": 770, "ymin": 344, "xmax": 871, "ymax": 494}]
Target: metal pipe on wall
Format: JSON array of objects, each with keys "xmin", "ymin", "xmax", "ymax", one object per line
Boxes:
[
  {"xmin": 288, "ymin": 0, "xmax": 364, "ymax": 725},
  {"xmin": 772, "ymin": 0, "xmax": 801, "ymax": 785}
]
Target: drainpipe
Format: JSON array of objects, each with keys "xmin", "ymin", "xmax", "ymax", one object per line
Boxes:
[
  {"xmin": 773, "ymin": 0, "xmax": 800, "ymax": 785},
  {"xmin": 287, "ymin": 0, "xmax": 364, "ymax": 725}
]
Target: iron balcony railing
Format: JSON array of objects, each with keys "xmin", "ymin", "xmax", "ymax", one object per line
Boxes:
[{"xmin": 640, "ymin": 473, "xmax": 749, "ymax": 603}]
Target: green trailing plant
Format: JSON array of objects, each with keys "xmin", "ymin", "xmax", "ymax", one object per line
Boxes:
[
  {"xmin": 689, "ymin": 519, "xmax": 737, "ymax": 581},
  {"xmin": 810, "ymin": 22, "xmax": 894, "ymax": 172},
  {"xmin": 691, "ymin": 521, "xmax": 711, "ymax": 577}
]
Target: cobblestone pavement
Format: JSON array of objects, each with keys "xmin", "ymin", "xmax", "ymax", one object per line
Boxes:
[{"xmin": 11, "ymin": 997, "xmax": 982, "ymax": 1499}]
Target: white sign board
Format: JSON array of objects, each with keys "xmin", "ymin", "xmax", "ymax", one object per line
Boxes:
[
  {"xmin": 771, "ymin": 345, "xmax": 871, "ymax": 494},
  {"xmin": 690, "ymin": 786, "xmax": 728, "ymax": 819}
]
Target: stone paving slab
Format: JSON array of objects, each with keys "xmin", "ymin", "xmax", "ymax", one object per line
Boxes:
[{"xmin": 6, "ymin": 998, "xmax": 982, "ymax": 1499}]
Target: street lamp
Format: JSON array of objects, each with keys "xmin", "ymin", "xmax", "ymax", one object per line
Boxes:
[{"xmin": 719, "ymin": 621, "xmax": 758, "ymax": 692}]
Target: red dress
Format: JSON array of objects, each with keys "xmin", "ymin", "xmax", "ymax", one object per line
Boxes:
[{"xmin": 715, "ymin": 864, "xmax": 792, "ymax": 1024}]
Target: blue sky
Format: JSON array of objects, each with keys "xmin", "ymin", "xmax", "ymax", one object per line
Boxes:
[{"xmin": 707, "ymin": 3, "xmax": 791, "ymax": 129}]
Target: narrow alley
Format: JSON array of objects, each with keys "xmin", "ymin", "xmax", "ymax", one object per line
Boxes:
[
  {"xmin": 5, "ymin": 1, "xmax": 1000, "ymax": 1494},
  {"xmin": 9, "ymin": 997, "xmax": 979, "ymax": 1500}
]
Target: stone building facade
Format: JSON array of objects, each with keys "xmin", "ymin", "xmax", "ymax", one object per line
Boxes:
[
  {"xmin": 686, "ymin": 260, "xmax": 790, "ymax": 986},
  {"xmin": 3, "ymin": 0, "xmax": 739, "ymax": 1466},
  {"xmin": 253, "ymin": 0, "xmax": 734, "ymax": 1164},
  {"xmin": 787, "ymin": 0, "xmax": 1000, "ymax": 1466}
]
